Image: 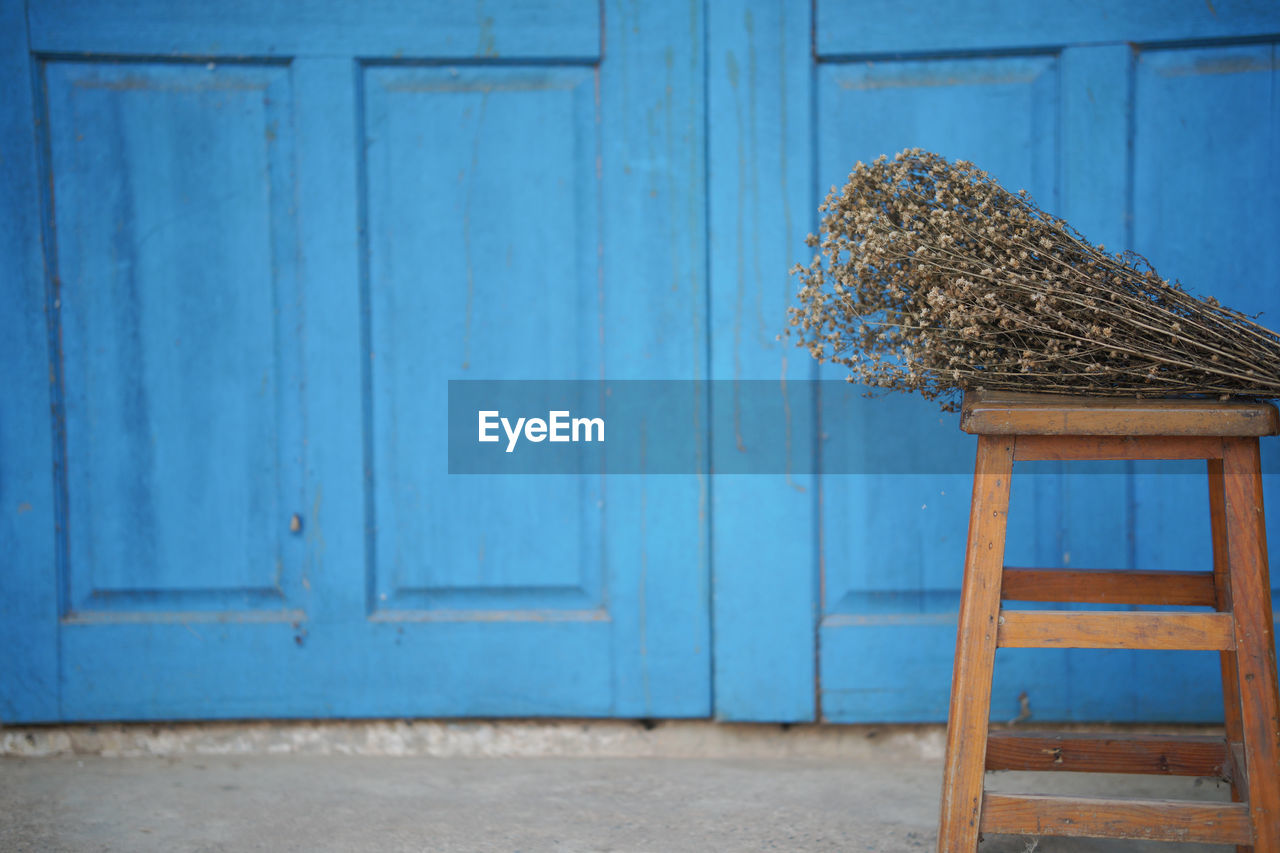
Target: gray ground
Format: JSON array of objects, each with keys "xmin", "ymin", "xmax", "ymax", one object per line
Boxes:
[{"xmin": 0, "ymin": 752, "xmax": 1235, "ymax": 852}]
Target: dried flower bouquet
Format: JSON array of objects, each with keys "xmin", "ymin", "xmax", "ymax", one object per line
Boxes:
[{"xmin": 788, "ymin": 149, "xmax": 1280, "ymax": 411}]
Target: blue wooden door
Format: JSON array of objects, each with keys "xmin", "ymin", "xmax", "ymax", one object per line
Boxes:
[
  {"xmin": 1, "ymin": 0, "xmax": 709, "ymax": 721},
  {"xmin": 710, "ymin": 1, "xmax": 1280, "ymax": 722},
  {"xmin": 7, "ymin": 0, "xmax": 1280, "ymax": 725}
]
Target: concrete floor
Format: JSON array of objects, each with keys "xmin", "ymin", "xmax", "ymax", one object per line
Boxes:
[{"xmin": 0, "ymin": 748, "xmax": 1237, "ymax": 852}]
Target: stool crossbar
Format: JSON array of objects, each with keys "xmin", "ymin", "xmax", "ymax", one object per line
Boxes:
[{"xmin": 938, "ymin": 391, "xmax": 1280, "ymax": 851}]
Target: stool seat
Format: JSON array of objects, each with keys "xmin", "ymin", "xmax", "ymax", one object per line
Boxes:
[
  {"xmin": 937, "ymin": 393, "xmax": 1280, "ymax": 852},
  {"xmin": 961, "ymin": 389, "xmax": 1280, "ymax": 436}
]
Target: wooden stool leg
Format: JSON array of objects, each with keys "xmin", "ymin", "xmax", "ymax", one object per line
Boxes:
[
  {"xmin": 1223, "ymin": 438, "xmax": 1280, "ymax": 853},
  {"xmin": 938, "ymin": 435, "xmax": 1015, "ymax": 853},
  {"xmin": 1210, "ymin": 456, "xmax": 1254, "ymax": 853}
]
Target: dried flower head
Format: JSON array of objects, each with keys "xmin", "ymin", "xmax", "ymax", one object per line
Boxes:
[{"xmin": 787, "ymin": 149, "xmax": 1280, "ymax": 411}]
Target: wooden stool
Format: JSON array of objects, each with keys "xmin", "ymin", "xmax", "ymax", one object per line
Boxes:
[{"xmin": 938, "ymin": 391, "xmax": 1280, "ymax": 851}]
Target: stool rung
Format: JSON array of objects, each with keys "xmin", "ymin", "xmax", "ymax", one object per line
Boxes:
[
  {"xmin": 979, "ymin": 792, "xmax": 1253, "ymax": 844},
  {"xmin": 1013, "ymin": 434, "xmax": 1224, "ymax": 461},
  {"xmin": 985, "ymin": 731, "xmax": 1229, "ymax": 777},
  {"xmin": 997, "ymin": 611, "xmax": 1236, "ymax": 650},
  {"xmin": 1001, "ymin": 568, "xmax": 1218, "ymax": 606}
]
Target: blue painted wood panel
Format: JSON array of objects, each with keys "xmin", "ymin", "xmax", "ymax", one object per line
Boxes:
[
  {"xmin": 0, "ymin": 0, "xmax": 60, "ymax": 721},
  {"xmin": 363, "ymin": 65, "xmax": 603, "ymax": 615},
  {"xmin": 814, "ymin": 52, "xmax": 1077, "ymax": 722},
  {"xmin": 805, "ymin": 11, "xmax": 1280, "ymax": 723},
  {"xmin": 707, "ymin": 2, "xmax": 1280, "ymax": 723},
  {"xmin": 597, "ymin": 0, "xmax": 710, "ymax": 718},
  {"xmin": 8, "ymin": 0, "xmax": 1280, "ymax": 725},
  {"xmin": 3, "ymin": 0, "xmax": 710, "ymax": 722},
  {"xmin": 816, "ymin": 0, "xmax": 1280, "ymax": 56},
  {"xmin": 707, "ymin": 1, "xmax": 818, "ymax": 722},
  {"xmin": 1125, "ymin": 42, "xmax": 1280, "ymax": 719},
  {"xmin": 29, "ymin": 0, "xmax": 601, "ymax": 60},
  {"xmin": 45, "ymin": 60, "xmax": 307, "ymax": 614}
]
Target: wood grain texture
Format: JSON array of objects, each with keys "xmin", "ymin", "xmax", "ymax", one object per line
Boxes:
[
  {"xmin": 1231, "ymin": 741, "xmax": 1249, "ymax": 797},
  {"xmin": 962, "ymin": 390, "xmax": 1279, "ymax": 437},
  {"xmin": 985, "ymin": 731, "xmax": 1228, "ymax": 776},
  {"xmin": 1000, "ymin": 568, "xmax": 1217, "ymax": 606},
  {"xmin": 1014, "ymin": 434, "xmax": 1225, "ymax": 461},
  {"xmin": 997, "ymin": 610, "xmax": 1236, "ymax": 650},
  {"xmin": 1222, "ymin": 438, "xmax": 1280, "ymax": 851},
  {"xmin": 1208, "ymin": 456, "xmax": 1253, "ymax": 853},
  {"xmin": 937, "ymin": 436, "xmax": 1014, "ymax": 852},
  {"xmin": 980, "ymin": 793, "xmax": 1254, "ymax": 844}
]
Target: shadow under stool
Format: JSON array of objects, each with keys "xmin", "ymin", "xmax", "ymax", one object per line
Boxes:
[{"xmin": 937, "ymin": 390, "xmax": 1280, "ymax": 851}]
